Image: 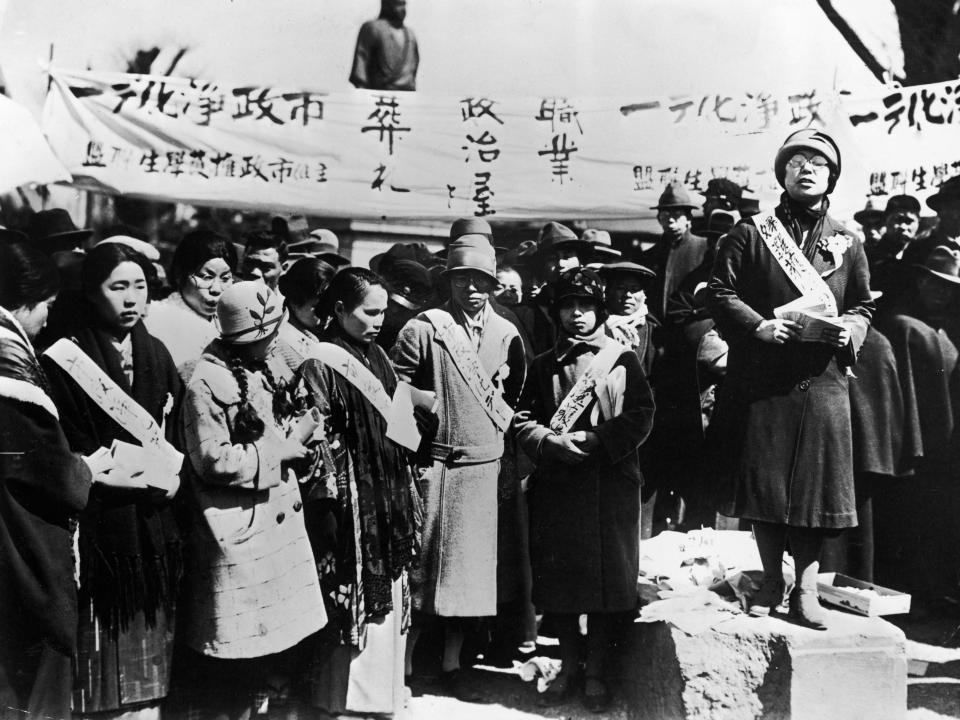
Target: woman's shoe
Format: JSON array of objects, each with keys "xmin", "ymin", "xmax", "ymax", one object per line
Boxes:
[
  {"xmin": 748, "ymin": 576, "xmax": 785, "ymax": 617},
  {"xmin": 537, "ymin": 669, "xmax": 579, "ymax": 707},
  {"xmin": 583, "ymin": 676, "xmax": 611, "ymax": 713}
]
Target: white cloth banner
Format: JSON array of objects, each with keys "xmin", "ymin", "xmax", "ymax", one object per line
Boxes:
[
  {"xmin": 39, "ymin": 68, "xmax": 960, "ymax": 220},
  {"xmin": 0, "ymin": 93, "xmax": 71, "ymax": 193}
]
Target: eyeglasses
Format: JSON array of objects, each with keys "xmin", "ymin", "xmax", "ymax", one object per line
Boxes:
[
  {"xmin": 786, "ymin": 154, "xmax": 830, "ymax": 171},
  {"xmin": 192, "ymin": 272, "xmax": 235, "ymax": 290},
  {"xmin": 450, "ymin": 273, "xmax": 495, "ymax": 290}
]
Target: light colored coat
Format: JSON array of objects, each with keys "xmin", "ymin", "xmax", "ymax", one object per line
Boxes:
[
  {"xmin": 391, "ymin": 303, "xmax": 525, "ymax": 616},
  {"xmin": 180, "ymin": 349, "xmax": 326, "ymax": 658}
]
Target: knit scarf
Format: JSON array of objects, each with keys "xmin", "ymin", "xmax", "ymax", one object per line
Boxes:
[
  {"xmin": 319, "ymin": 326, "xmax": 419, "ymax": 619},
  {"xmin": 50, "ymin": 321, "xmax": 182, "ymax": 634},
  {"xmin": 779, "ymin": 192, "xmax": 831, "ymax": 262}
]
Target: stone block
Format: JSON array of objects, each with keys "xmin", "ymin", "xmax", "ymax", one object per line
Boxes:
[{"xmin": 623, "ymin": 607, "xmax": 907, "ymax": 720}]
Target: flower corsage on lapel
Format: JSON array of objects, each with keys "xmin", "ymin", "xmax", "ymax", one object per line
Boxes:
[{"xmin": 818, "ymin": 232, "xmax": 853, "ymax": 276}]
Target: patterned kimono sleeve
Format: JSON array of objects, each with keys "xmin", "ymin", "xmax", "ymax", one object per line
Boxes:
[{"xmin": 182, "ymin": 380, "xmax": 283, "ymax": 491}]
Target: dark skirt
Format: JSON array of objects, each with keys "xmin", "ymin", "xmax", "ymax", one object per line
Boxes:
[{"xmin": 713, "ymin": 362, "xmax": 857, "ymax": 529}]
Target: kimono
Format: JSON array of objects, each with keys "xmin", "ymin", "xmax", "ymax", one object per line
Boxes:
[
  {"xmin": 391, "ymin": 301, "xmax": 525, "ymax": 617},
  {"xmin": 706, "ymin": 198, "xmax": 874, "ymax": 529},
  {"xmin": 515, "ymin": 328, "xmax": 654, "ymax": 613},
  {"xmin": 41, "ymin": 321, "xmax": 183, "ymax": 715},
  {"xmin": 0, "ymin": 307, "xmax": 91, "ymax": 720},
  {"xmin": 296, "ymin": 327, "xmax": 419, "ymax": 716}
]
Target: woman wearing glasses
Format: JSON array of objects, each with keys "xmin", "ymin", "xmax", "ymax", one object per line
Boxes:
[
  {"xmin": 706, "ymin": 129, "xmax": 874, "ymax": 629},
  {"xmin": 145, "ymin": 229, "xmax": 237, "ymax": 380}
]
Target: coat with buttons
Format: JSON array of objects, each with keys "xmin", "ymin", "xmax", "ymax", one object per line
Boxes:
[
  {"xmin": 179, "ymin": 342, "xmax": 326, "ymax": 659},
  {"xmin": 705, "ymin": 206, "xmax": 874, "ymax": 528}
]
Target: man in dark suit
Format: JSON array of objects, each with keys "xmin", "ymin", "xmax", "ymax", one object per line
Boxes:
[{"xmin": 638, "ymin": 183, "xmax": 708, "ymax": 322}]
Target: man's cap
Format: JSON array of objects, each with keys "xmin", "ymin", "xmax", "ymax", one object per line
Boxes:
[
  {"xmin": 914, "ymin": 245, "xmax": 960, "ymax": 286},
  {"xmin": 440, "ymin": 234, "xmax": 498, "ymax": 283},
  {"xmin": 700, "ymin": 178, "xmax": 743, "ymax": 204},
  {"xmin": 925, "ymin": 176, "xmax": 960, "ymax": 213},
  {"xmin": 884, "ymin": 194, "xmax": 921, "ymax": 217}
]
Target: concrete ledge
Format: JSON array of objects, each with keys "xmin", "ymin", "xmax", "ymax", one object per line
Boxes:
[{"xmin": 624, "ymin": 606, "xmax": 907, "ymax": 720}]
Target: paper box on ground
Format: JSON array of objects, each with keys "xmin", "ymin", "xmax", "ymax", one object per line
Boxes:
[{"xmin": 817, "ymin": 572, "xmax": 911, "ymax": 616}]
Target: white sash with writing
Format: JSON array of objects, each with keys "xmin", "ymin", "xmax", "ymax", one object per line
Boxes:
[
  {"xmin": 43, "ymin": 338, "xmax": 182, "ymax": 469},
  {"xmin": 548, "ymin": 340, "xmax": 625, "ymax": 434},
  {"xmin": 423, "ymin": 309, "xmax": 513, "ymax": 432},
  {"xmin": 306, "ymin": 342, "xmax": 393, "ymax": 419},
  {"xmin": 303, "ymin": 342, "xmax": 422, "ymax": 452},
  {"xmin": 752, "ymin": 211, "xmax": 838, "ymax": 316}
]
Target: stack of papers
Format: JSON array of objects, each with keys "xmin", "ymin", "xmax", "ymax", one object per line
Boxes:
[{"xmin": 774, "ymin": 295, "xmax": 845, "ymax": 343}]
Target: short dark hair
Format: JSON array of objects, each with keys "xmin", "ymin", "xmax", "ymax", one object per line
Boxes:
[
  {"xmin": 316, "ymin": 267, "xmax": 384, "ymax": 323},
  {"xmin": 81, "ymin": 243, "xmax": 154, "ymax": 297},
  {"xmin": 278, "ymin": 257, "xmax": 337, "ymax": 308},
  {"xmin": 244, "ymin": 231, "xmax": 288, "ymax": 262},
  {"xmin": 0, "ymin": 241, "xmax": 60, "ymax": 311},
  {"xmin": 170, "ymin": 229, "xmax": 238, "ymax": 290}
]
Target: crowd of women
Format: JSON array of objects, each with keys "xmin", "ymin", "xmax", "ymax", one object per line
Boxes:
[{"xmin": 1, "ymin": 127, "xmax": 959, "ymax": 720}]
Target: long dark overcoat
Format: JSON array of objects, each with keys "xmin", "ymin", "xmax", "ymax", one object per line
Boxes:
[
  {"xmin": 706, "ymin": 207, "xmax": 873, "ymax": 528},
  {"xmin": 515, "ymin": 334, "xmax": 654, "ymax": 614}
]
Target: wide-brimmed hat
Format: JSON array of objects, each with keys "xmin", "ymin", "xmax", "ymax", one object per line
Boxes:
[
  {"xmin": 774, "ymin": 128, "xmax": 841, "ymax": 194},
  {"xmin": 700, "ymin": 178, "xmax": 743, "ymax": 205},
  {"xmin": 285, "ymin": 229, "xmax": 350, "ymax": 268},
  {"xmin": 217, "ymin": 281, "xmax": 286, "ymax": 344},
  {"xmin": 440, "ymin": 234, "xmax": 498, "ymax": 283},
  {"xmin": 914, "ymin": 245, "xmax": 960, "ymax": 286},
  {"xmin": 651, "ymin": 182, "xmax": 698, "ymax": 211},
  {"xmin": 853, "ymin": 198, "xmax": 883, "ymax": 226},
  {"xmin": 884, "ymin": 194, "xmax": 921, "ymax": 217},
  {"xmin": 27, "ymin": 209, "xmax": 92, "ymax": 255},
  {"xmin": 536, "ymin": 221, "xmax": 589, "ymax": 256},
  {"xmin": 703, "ymin": 209, "xmax": 738, "ymax": 239},
  {"xmin": 926, "ymin": 176, "xmax": 960, "ymax": 213},
  {"xmin": 598, "ymin": 261, "xmax": 656, "ymax": 282},
  {"xmin": 549, "ymin": 267, "xmax": 606, "ymax": 306}
]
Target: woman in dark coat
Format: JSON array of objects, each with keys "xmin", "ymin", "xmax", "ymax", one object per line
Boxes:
[
  {"xmin": 706, "ymin": 129, "xmax": 874, "ymax": 629},
  {"xmin": 516, "ymin": 268, "xmax": 654, "ymax": 711},
  {"xmin": 0, "ymin": 241, "xmax": 118, "ymax": 719},
  {"xmin": 41, "ymin": 243, "xmax": 183, "ymax": 718}
]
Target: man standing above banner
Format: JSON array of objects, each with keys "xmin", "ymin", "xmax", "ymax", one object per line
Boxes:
[
  {"xmin": 638, "ymin": 183, "xmax": 709, "ymax": 322},
  {"xmin": 707, "ymin": 128, "xmax": 874, "ymax": 629},
  {"xmin": 391, "ymin": 234, "xmax": 525, "ymax": 701}
]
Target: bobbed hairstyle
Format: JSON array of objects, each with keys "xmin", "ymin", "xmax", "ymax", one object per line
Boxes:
[
  {"xmin": 278, "ymin": 257, "xmax": 337, "ymax": 308},
  {"xmin": 81, "ymin": 242, "xmax": 155, "ymax": 298},
  {"xmin": 316, "ymin": 267, "xmax": 384, "ymax": 325},
  {"xmin": 170, "ymin": 229, "xmax": 238, "ymax": 290},
  {"xmin": 0, "ymin": 241, "xmax": 60, "ymax": 312}
]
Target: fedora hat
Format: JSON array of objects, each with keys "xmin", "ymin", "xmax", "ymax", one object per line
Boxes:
[
  {"xmin": 914, "ymin": 245, "xmax": 960, "ymax": 286},
  {"xmin": 651, "ymin": 182, "xmax": 698, "ymax": 211},
  {"xmin": 27, "ymin": 209, "xmax": 92, "ymax": 255},
  {"xmin": 925, "ymin": 176, "xmax": 960, "ymax": 213},
  {"xmin": 536, "ymin": 221, "xmax": 589, "ymax": 255},
  {"xmin": 853, "ymin": 198, "xmax": 883, "ymax": 226},
  {"xmin": 370, "ymin": 241, "xmax": 437, "ymax": 275},
  {"xmin": 581, "ymin": 228, "xmax": 621, "ymax": 261},
  {"xmin": 0, "ymin": 227, "xmax": 29, "ymax": 244},
  {"xmin": 217, "ymin": 281, "xmax": 286, "ymax": 344},
  {"xmin": 440, "ymin": 234, "xmax": 498, "ymax": 283}
]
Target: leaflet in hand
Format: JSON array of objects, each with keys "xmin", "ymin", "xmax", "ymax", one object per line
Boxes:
[
  {"xmin": 774, "ymin": 295, "xmax": 845, "ymax": 343},
  {"xmin": 109, "ymin": 439, "xmax": 182, "ymax": 494},
  {"xmin": 385, "ymin": 382, "xmax": 437, "ymax": 452}
]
